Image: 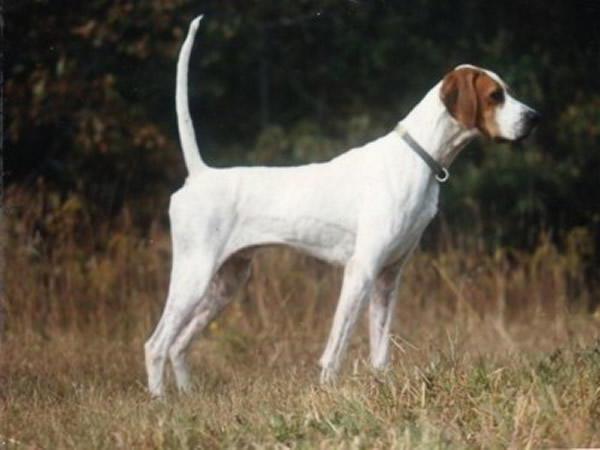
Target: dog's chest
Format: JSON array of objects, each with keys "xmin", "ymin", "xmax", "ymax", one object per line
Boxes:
[{"xmin": 385, "ymin": 183, "xmax": 439, "ymax": 263}]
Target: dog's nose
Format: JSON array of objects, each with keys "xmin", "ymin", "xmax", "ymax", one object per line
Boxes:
[{"xmin": 526, "ymin": 110, "xmax": 541, "ymax": 127}]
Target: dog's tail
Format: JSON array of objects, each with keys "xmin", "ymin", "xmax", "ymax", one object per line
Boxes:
[{"xmin": 176, "ymin": 15, "xmax": 207, "ymax": 175}]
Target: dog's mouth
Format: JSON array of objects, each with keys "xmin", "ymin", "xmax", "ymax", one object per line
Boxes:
[
  {"xmin": 513, "ymin": 113, "xmax": 541, "ymax": 143},
  {"xmin": 493, "ymin": 134, "xmax": 528, "ymax": 145},
  {"xmin": 493, "ymin": 125, "xmax": 538, "ymax": 145},
  {"xmin": 514, "ymin": 126, "xmax": 538, "ymax": 144}
]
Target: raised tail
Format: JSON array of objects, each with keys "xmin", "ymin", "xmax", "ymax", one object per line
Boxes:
[{"xmin": 176, "ymin": 15, "xmax": 207, "ymax": 175}]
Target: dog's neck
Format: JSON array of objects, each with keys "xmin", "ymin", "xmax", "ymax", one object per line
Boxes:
[{"xmin": 398, "ymin": 82, "xmax": 479, "ymax": 168}]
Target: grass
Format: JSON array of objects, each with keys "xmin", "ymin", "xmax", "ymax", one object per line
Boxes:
[{"xmin": 2, "ymin": 188, "xmax": 600, "ymax": 449}]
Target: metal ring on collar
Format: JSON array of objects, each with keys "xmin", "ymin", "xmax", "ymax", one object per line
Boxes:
[{"xmin": 435, "ymin": 167, "xmax": 449, "ymax": 183}]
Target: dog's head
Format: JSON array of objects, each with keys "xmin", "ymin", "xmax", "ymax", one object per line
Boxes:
[{"xmin": 440, "ymin": 64, "xmax": 540, "ymax": 142}]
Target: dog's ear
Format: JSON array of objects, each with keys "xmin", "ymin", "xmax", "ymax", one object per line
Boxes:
[{"xmin": 440, "ymin": 68, "xmax": 479, "ymax": 129}]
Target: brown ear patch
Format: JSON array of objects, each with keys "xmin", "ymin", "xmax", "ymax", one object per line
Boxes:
[
  {"xmin": 440, "ymin": 67, "xmax": 503, "ymax": 137},
  {"xmin": 440, "ymin": 68, "xmax": 480, "ymax": 129}
]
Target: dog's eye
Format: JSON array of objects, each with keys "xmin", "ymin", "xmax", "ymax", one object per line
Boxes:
[{"xmin": 490, "ymin": 89, "xmax": 504, "ymax": 103}]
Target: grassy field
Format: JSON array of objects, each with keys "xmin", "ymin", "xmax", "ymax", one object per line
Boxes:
[{"xmin": 2, "ymin": 190, "xmax": 600, "ymax": 449}]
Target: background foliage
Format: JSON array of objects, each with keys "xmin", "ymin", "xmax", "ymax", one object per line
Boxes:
[{"xmin": 5, "ymin": 0, "xmax": 600, "ymax": 249}]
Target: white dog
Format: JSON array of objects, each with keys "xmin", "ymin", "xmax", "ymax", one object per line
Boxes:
[{"xmin": 145, "ymin": 15, "xmax": 539, "ymax": 397}]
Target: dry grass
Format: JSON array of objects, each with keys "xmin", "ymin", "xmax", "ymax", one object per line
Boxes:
[{"xmin": 2, "ymin": 188, "xmax": 600, "ymax": 449}]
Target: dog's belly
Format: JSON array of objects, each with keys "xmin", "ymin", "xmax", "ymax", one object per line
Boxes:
[{"xmin": 235, "ymin": 214, "xmax": 357, "ymax": 265}]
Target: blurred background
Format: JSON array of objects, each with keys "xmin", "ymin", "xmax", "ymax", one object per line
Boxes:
[{"xmin": 3, "ymin": 0, "xmax": 600, "ymax": 328}]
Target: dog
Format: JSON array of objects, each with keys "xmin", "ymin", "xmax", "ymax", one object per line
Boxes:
[{"xmin": 144, "ymin": 15, "xmax": 540, "ymax": 397}]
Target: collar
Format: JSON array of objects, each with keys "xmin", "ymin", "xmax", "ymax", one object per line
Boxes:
[{"xmin": 395, "ymin": 124, "xmax": 449, "ymax": 183}]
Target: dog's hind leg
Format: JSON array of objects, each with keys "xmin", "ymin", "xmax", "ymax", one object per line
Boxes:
[
  {"xmin": 144, "ymin": 246, "xmax": 216, "ymax": 398},
  {"xmin": 168, "ymin": 256, "xmax": 252, "ymax": 393},
  {"xmin": 144, "ymin": 192, "xmax": 231, "ymax": 398}
]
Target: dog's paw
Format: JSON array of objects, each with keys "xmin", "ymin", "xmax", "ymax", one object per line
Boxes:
[{"xmin": 319, "ymin": 366, "xmax": 338, "ymax": 385}]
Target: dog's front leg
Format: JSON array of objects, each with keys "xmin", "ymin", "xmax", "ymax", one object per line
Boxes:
[
  {"xmin": 368, "ymin": 242, "xmax": 418, "ymax": 371},
  {"xmin": 319, "ymin": 257, "xmax": 376, "ymax": 383},
  {"xmin": 368, "ymin": 264, "xmax": 403, "ymax": 371}
]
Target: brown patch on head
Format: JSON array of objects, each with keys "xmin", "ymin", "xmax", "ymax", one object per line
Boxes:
[{"xmin": 440, "ymin": 67, "xmax": 505, "ymax": 138}]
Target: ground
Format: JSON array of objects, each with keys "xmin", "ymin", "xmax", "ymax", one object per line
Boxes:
[{"xmin": 2, "ymin": 227, "xmax": 600, "ymax": 449}]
